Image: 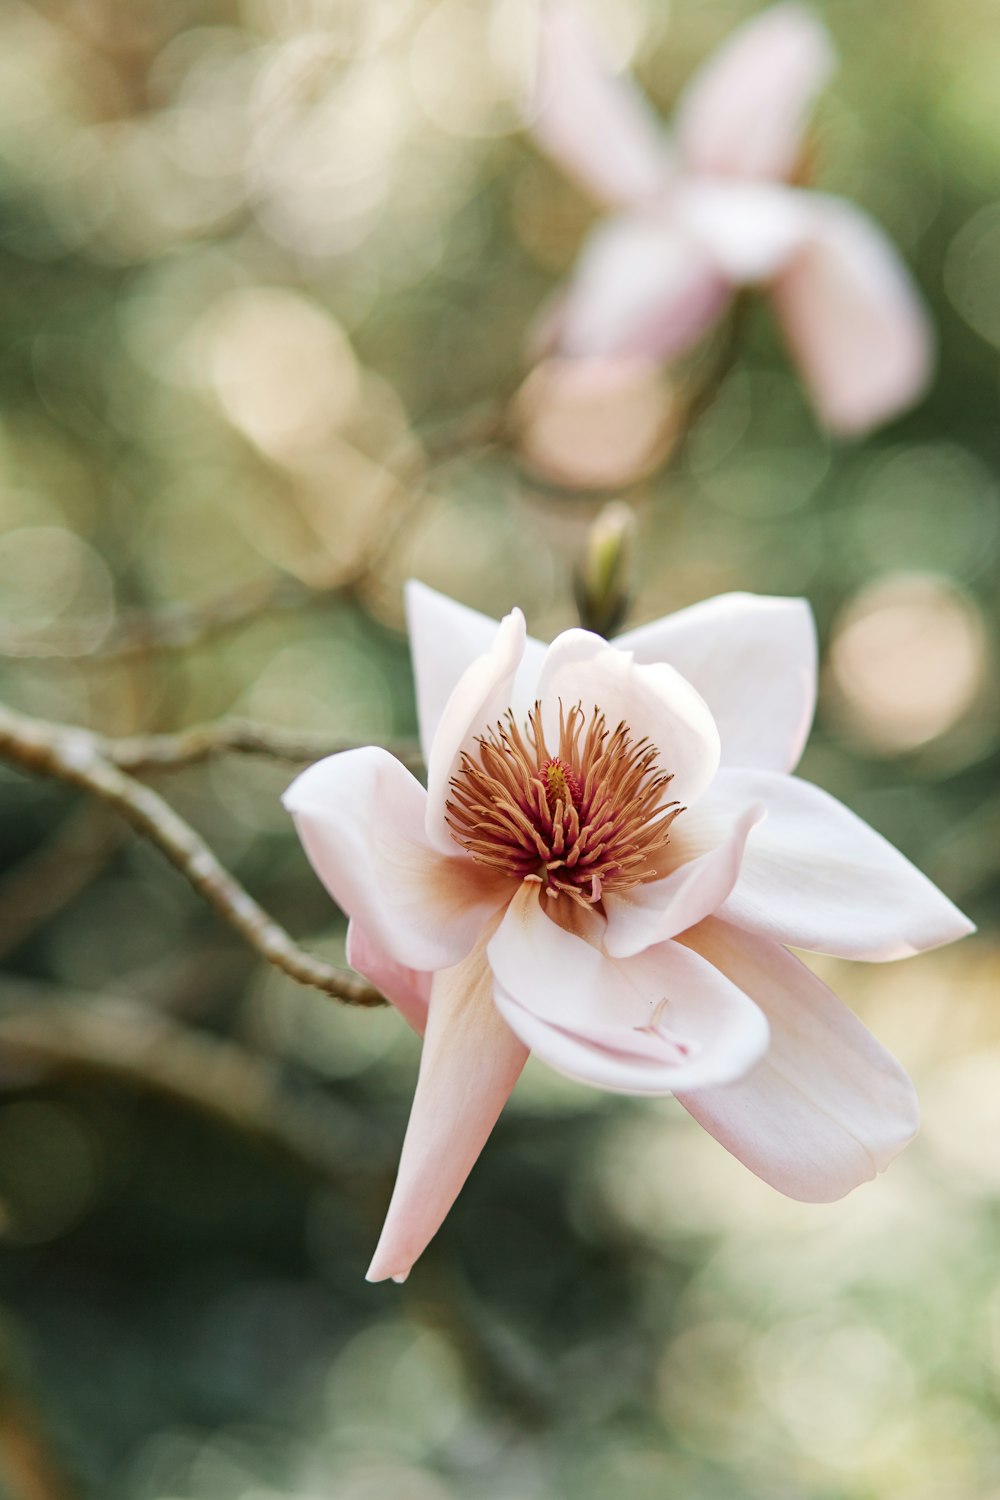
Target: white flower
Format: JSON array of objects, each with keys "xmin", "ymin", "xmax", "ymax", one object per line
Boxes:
[{"xmin": 284, "ymin": 583, "xmax": 972, "ymax": 1282}]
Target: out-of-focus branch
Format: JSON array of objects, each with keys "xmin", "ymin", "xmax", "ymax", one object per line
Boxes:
[
  {"xmin": 0, "ymin": 1375, "xmax": 80, "ymax": 1500},
  {"xmin": 0, "ymin": 703, "xmax": 384, "ymax": 1007},
  {"xmin": 0, "ymin": 803, "xmax": 122, "ymax": 961},
  {"xmin": 0, "ymin": 979, "xmax": 371, "ymax": 1177},
  {"xmin": 1, "ymin": 398, "xmax": 507, "ymax": 664},
  {"xmin": 103, "ymin": 717, "xmax": 423, "ymax": 774}
]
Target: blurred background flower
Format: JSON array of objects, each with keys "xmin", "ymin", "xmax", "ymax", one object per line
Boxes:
[{"xmin": 0, "ymin": 1, "xmax": 999, "ymax": 1497}]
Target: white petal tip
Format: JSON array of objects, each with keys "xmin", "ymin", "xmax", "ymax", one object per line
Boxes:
[{"xmin": 365, "ymin": 1261, "xmax": 411, "ymax": 1285}]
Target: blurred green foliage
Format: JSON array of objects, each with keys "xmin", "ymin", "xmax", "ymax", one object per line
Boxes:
[{"xmin": 0, "ymin": 1, "xmax": 999, "ymax": 1496}]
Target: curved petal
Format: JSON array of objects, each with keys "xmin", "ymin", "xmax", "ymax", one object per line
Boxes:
[
  {"xmin": 770, "ymin": 195, "xmax": 934, "ymax": 435},
  {"xmin": 284, "ymin": 747, "xmax": 507, "ymax": 972},
  {"xmin": 615, "ymin": 592, "xmax": 817, "ymax": 773},
  {"xmin": 405, "ymin": 581, "xmax": 546, "ymax": 764},
  {"xmin": 553, "ymin": 212, "xmax": 730, "ymax": 362},
  {"xmin": 603, "ymin": 800, "xmax": 766, "ymax": 957},
  {"xmin": 530, "ymin": 2, "xmax": 672, "ymax": 208},
  {"xmin": 709, "ymin": 768, "xmax": 975, "ymax": 960},
  {"xmin": 488, "ymin": 884, "xmax": 769, "ymax": 1095},
  {"xmin": 677, "ymin": 918, "xmax": 919, "ymax": 1201},
  {"xmin": 675, "ymin": 3, "xmax": 836, "ymax": 181},
  {"xmin": 424, "ymin": 606, "xmax": 528, "ymax": 855},
  {"xmin": 678, "ymin": 179, "xmax": 812, "ymax": 282},
  {"xmin": 537, "ymin": 628, "xmax": 721, "ymax": 807},
  {"xmin": 366, "ymin": 927, "xmax": 528, "ymax": 1283},
  {"xmin": 346, "ymin": 920, "xmax": 430, "ymax": 1035}
]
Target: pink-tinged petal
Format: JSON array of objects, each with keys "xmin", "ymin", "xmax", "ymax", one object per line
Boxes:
[
  {"xmin": 346, "ymin": 920, "xmax": 430, "ymax": 1035},
  {"xmin": 424, "ymin": 606, "xmax": 528, "ymax": 855},
  {"xmin": 770, "ymin": 195, "xmax": 935, "ymax": 435},
  {"xmin": 615, "ymin": 592, "xmax": 817, "ymax": 773},
  {"xmin": 603, "ymin": 800, "xmax": 766, "ymax": 958},
  {"xmin": 488, "ymin": 884, "xmax": 768, "ymax": 1095},
  {"xmin": 679, "ymin": 179, "xmax": 811, "ymax": 282},
  {"xmin": 708, "ymin": 767, "xmax": 975, "ymax": 960},
  {"xmin": 531, "ymin": 2, "xmax": 672, "ymax": 209},
  {"xmin": 677, "ymin": 918, "xmax": 919, "ymax": 1200},
  {"xmin": 405, "ymin": 581, "xmax": 546, "ymax": 764},
  {"xmin": 553, "ymin": 212, "xmax": 731, "ymax": 362},
  {"xmin": 537, "ymin": 628, "xmax": 721, "ymax": 807},
  {"xmin": 366, "ymin": 929, "xmax": 528, "ymax": 1283},
  {"xmin": 675, "ymin": 3, "xmax": 836, "ymax": 182},
  {"xmin": 284, "ymin": 748, "xmax": 507, "ymax": 972}
]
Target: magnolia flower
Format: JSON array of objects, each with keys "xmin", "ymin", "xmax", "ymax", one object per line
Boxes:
[
  {"xmin": 529, "ymin": 3, "xmax": 933, "ymax": 435},
  {"xmin": 284, "ymin": 582, "xmax": 972, "ymax": 1283}
]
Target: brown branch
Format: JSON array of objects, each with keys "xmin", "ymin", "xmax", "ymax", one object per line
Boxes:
[
  {"xmin": 0, "ymin": 803, "xmax": 122, "ymax": 961},
  {"xmin": 0, "ymin": 703, "xmax": 384, "ymax": 1007},
  {"xmin": 0, "ymin": 979, "xmax": 371, "ymax": 1177},
  {"xmin": 103, "ymin": 717, "xmax": 422, "ymax": 774},
  {"xmin": 0, "ymin": 1378, "xmax": 80, "ymax": 1500}
]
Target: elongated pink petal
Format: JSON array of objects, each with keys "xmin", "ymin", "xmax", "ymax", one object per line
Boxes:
[
  {"xmin": 423, "ymin": 607, "xmax": 527, "ymax": 855},
  {"xmin": 405, "ymin": 581, "xmax": 546, "ymax": 764},
  {"xmin": 603, "ymin": 800, "xmax": 766, "ymax": 958},
  {"xmin": 615, "ymin": 592, "xmax": 817, "ymax": 773},
  {"xmin": 707, "ymin": 768, "xmax": 975, "ymax": 960},
  {"xmin": 677, "ymin": 918, "xmax": 919, "ymax": 1200},
  {"xmin": 770, "ymin": 195, "xmax": 934, "ymax": 434},
  {"xmin": 531, "ymin": 2, "xmax": 672, "ymax": 208},
  {"xmin": 488, "ymin": 884, "xmax": 768, "ymax": 1094},
  {"xmin": 346, "ymin": 920, "xmax": 430, "ymax": 1035},
  {"xmin": 551, "ymin": 212, "xmax": 730, "ymax": 362},
  {"xmin": 537, "ymin": 627, "xmax": 721, "ymax": 807},
  {"xmin": 284, "ymin": 748, "xmax": 507, "ymax": 972},
  {"xmin": 675, "ymin": 3, "xmax": 836, "ymax": 181},
  {"xmin": 366, "ymin": 931, "xmax": 528, "ymax": 1283}
]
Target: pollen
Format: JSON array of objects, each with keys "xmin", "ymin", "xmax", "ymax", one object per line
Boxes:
[{"xmin": 445, "ymin": 700, "xmax": 681, "ymax": 908}]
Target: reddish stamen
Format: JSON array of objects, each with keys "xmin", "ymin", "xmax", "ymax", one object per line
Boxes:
[{"xmin": 445, "ymin": 701, "xmax": 681, "ymax": 907}]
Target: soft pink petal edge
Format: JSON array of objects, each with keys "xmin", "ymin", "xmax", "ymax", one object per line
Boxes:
[
  {"xmin": 366, "ymin": 932, "xmax": 527, "ymax": 1283},
  {"xmin": 676, "ymin": 918, "xmax": 919, "ymax": 1201},
  {"xmin": 615, "ymin": 591, "xmax": 817, "ymax": 773},
  {"xmin": 283, "ymin": 747, "xmax": 507, "ymax": 973},
  {"xmin": 675, "ymin": 2, "xmax": 836, "ymax": 181}
]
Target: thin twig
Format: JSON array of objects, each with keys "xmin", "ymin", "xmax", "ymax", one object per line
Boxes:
[
  {"xmin": 0, "ymin": 703, "xmax": 384, "ymax": 1007},
  {"xmin": 0, "ymin": 979, "xmax": 373, "ymax": 1177},
  {"xmin": 104, "ymin": 718, "xmax": 422, "ymax": 774},
  {"xmin": 0, "ymin": 803, "xmax": 122, "ymax": 961}
]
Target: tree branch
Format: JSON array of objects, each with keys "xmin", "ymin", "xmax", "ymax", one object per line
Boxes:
[
  {"xmin": 103, "ymin": 717, "xmax": 422, "ymax": 774},
  {"xmin": 0, "ymin": 703, "xmax": 384, "ymax": 1007},
  {"xmin": 0, "ymin": 979, "xmax": 374, "ymax": 1177}
]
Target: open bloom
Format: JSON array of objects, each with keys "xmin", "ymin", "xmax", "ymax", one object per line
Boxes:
[
  {"xmin": 529, "ymin": 3, "xmax": 933, "ymax": 435},
  {"xmin": 284, "ymin": 583, "xmax": 973, "ymax": 1283}
]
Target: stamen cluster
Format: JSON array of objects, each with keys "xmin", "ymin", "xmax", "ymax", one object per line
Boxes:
[{"xmin": 446, "ymin": 701, "xmax": 680, "ymax": 906}]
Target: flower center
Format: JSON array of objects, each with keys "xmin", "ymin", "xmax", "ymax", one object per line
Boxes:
[{"xmin": 446, "ymin": 701, "xmax": 681, "ymax": 907}]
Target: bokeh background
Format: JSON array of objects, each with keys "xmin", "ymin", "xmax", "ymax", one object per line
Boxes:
[{"xmin": 1, "ymin": 0, "xmax": 1000, "ymax": 1496}]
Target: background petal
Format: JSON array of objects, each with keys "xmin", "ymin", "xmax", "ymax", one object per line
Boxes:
[
  {"xmin": 770, "ymin": 195, "xmax": 935, "ymax": 434},
  {"xmin": 530, "ymin": 1, "xmax": 671, "ymax": 208},
  {"xmin": 675, "ymin": 2, "xmax": 836, "ymax": 181},
  {"xmin": 616, "ymin": 592, "xmax": 817, "ymax": 772},
  {"xmin": 677, "ymin": 918, "xmax": 919, "ymax": 1200},
  {"xmin": 709, "ymin": 767, "xmax": 975, "ymax": 960},
  {"xmin": 284, "ymin": 747, "xmax": 506, "ymax": 972},
  {"xmin": 552, "ymin": 212, "xmax": 730, "ymax": 362},
  {"xmin": 488, "ymin": 884, "xmax": 768, "ymax": 1094},
  {"xmin": 366, "ymin": 932, "xmax": 528, "ymax": 1283},
  {"xmin": 537, "ymin": 627, "xmax": 721, "ymax": 807}
]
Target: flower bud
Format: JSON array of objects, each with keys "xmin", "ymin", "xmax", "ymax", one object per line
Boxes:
[{"xmin": 573, "ymin": 499, "xmax": 637, "ymax": 638}]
